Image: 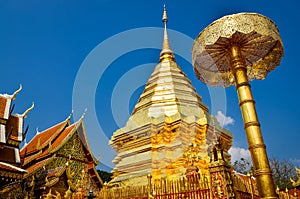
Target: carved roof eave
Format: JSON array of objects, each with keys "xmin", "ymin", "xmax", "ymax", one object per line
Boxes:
[
  {"xmin": 24, "ymin": 156, "xmax": 55, "ymax": 178},
  {"xmin": 23, "ymin": 150, "xmax": 43, "ymax": 166},
  {"xmin": 79, "ymin": 120, "xmax": 99, "ymax": 164}
]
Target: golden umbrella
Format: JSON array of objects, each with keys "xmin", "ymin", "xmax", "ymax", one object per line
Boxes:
[{"xmin": 192, "ymin": 13, "xmax": 284, "ymax": 199}]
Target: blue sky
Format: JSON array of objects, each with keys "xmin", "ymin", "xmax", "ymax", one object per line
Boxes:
[{"xmin": 1, "ymin": 0, "xmax": 299, "ymax": 171}]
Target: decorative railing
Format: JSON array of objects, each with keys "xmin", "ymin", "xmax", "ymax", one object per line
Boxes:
[
  {"xmin": 98, "ymin": 173, "xmax": 210, "ymax": 199},
  {"xmin": 236, "ymin": 190, "xmax": 260, "ymax": 199}
]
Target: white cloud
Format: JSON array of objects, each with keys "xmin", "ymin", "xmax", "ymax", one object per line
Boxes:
[
  {"xmin": 215, "ymin": 111, "xmax": 235, "ymax": 127},
  {"xmin": 229, "ymin": 146, "xmax": 251, "ymax": 164}
]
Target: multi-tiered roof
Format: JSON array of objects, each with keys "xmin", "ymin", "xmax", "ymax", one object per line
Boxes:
[
  {"xmin": 0, "ymin": 85, "xmax": 32, "ymax": 187},
  {"xmin": 20, "ymin": 114, "xmax": 103, "ymax": 196}
]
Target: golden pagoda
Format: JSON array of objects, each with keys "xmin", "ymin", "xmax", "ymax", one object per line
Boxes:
[{"xmin": 109, "ymin": 6, "xmax": 233, "ymax": 186}]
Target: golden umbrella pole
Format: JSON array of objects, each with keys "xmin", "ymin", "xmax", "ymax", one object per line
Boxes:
[
  {"xmin": 192, "ymin": 13, "xmax": 284, "ymax": 199},
  {"xmin": 230, "ymin": 45, "xmax": 276, "ymax": 198}
]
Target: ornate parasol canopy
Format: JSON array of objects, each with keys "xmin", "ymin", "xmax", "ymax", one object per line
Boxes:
[{"xmin": 192, "ymin": 13, "xmax": 284, "ymax": 87}]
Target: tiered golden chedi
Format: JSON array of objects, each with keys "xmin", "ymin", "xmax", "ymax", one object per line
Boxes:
[{"xmin": 109, "ymin": 6, "xmax": 233, "ymax": 185}]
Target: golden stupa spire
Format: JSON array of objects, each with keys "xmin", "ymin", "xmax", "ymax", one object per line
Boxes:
[{"xmin": 159, "ymin": 5, "xmax": 175, "ymax": 62}]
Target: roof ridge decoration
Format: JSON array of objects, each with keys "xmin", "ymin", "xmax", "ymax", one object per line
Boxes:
[
  {"xmin": 21, "ymin": 102, "xmax": 34, "ymax": 119},
  {"xmin": 35, "ymin": 112, "xmax": 72, "ymax": 137},
  {"xmin": 67, "ymin": 110, "xmax": 74, "ymax": 121},
  {"xmin": 1, "ymin": 84, "xmax": 22, "ymax": 100},
  {"xmin": 24, "ymin": 138, "xmax": 28, "ymax": 146},
  {"xmin": 159, "ymin": 5, "xmax": 175, "ymax": 62},
  {"xmin": 11, "ymin": 84, "xmax": 22, "ymax": 100},
  {"xmin": 36, "ymin": 127, "xmax": 40, "ymax": 135},
  {"xmin": 80, "ymin": 108, "xmax": 87, "ymax": 120}
]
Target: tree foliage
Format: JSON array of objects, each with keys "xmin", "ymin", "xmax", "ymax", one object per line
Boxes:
[
  {"xmin": 269, "ymin": 158, "xmax": 297, "ymax": 189},
  {"xmin": 233, "ymin": 157, "xmax": 298, "ymax": 190},
  {"xmin": 97, "ymin": 170, "xmax": 113, "ymax": 183},
  {"xmin": 233, "ymin": 158, "xmax": 252, "ymax": 175}
]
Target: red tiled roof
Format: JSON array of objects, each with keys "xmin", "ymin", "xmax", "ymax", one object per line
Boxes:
[
  {"xmin": 21, "ymin": 118, "xmax": 91, "ymax": 166},
  {"xmin": 20, "ymin": 120, "xmax": 69, "ymax": 156},
  {"xmin": 25, "ymin": 157, "xmax": 51, "ymax": 173},
  {"xmin": 51, "ymin": 123, "xmax": 77, "ymax": 150},
  {"xmin": 21, "ymin": 117, "xmax": 99, "ymax": 184},
  {"xmin": 19, "ymin": 117, "xmax": 102, "ymax": 188},
  {"xmin": 37, "ymin": 123, "xmax": 77, "ymax": 158},
  {"xmin": 23, "ymin": 150, "xmax": 42, "ymax": 166}
]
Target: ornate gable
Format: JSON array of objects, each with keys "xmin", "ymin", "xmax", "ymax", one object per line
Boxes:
[
  {"xmin": 20, "ymin": 116, "xmax": 103, "ymax": 198},
  {"xmin": 57, "ymin": 132, "xmax": 89, "ymax": 163}
]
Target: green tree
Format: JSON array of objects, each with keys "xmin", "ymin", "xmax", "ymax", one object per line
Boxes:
[
  {"xmin": 233, "ymin": 158, "xmax": 252, "ymax": 175},
  {"xmin": 97, "ymin": 170, "xmax": 113, "ymax": 183},
  {"xmin": 233, "ymin": 157, "xmax": 298, "ymax": 190},
  {"xmin": 269, "ymin": 158, "xmax": 297, "ymax": 189}
]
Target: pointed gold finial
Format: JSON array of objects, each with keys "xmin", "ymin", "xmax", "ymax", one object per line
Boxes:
[
  {"xmin": 66, "ymin": 110, "xmax": 73, "ymax": 122},
  {"xmin": 162, "ymin": 4, "xmax": 168, "ymax": 23},
  {"xmin": 22, "ymin": 102, "xmax": 34, "ymax": 118},
  {"xmin": 159, "ymin": 4, "xmax": 175, "ymax": 62}
]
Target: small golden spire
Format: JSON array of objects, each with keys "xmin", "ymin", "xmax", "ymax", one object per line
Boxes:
[
  {"xmin": 159, "ymin": 5, "xmax": 175, "ymax": 62},
  {"xmin": 162, "ymin": 4, "xmax": 168, "ymax": 23}
]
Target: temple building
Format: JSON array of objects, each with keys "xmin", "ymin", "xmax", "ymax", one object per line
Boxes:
[
  {"xmin": 0, "ymin": 86, "xmax": 103, "ymax": 198},
  {"xmin": 0, "ymin": 85, "xmax": 32, "ymax": 190},
  {"xmin": 109, "ymin": 6, "xmax": 233, "ymax": 186},
  {"xmin": 20, "ymin": 114, "xmax": 103, "ymax": 198}
]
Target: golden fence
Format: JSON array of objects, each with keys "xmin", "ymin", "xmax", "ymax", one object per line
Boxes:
[
  {"xmin": 95, "ymin": 172, "xmax": 266, "ymax": 199},
  {"xmin": 277, "ymin": 189, "xmax": 300, "ymax": 199},
  {"xmin": 98, "ymin": 174, "xmax": 210, "ymax": 199}
]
